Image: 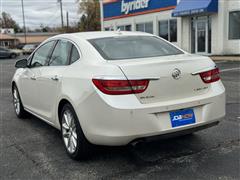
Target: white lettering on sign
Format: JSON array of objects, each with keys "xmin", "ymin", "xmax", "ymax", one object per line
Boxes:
[
  {"xmin": 172, "ymin": 113, "xmax": 193, "ymax": 121},
  {"xmin": 121, "ymin": 0, "xmax": 150, "ymax": 15},
  {"xmin": 173, "ymin": 115, "xmax": 182, "ymax": 121}
]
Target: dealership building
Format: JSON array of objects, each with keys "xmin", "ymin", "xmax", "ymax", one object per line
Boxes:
[{"xmin": 101, "ymin": 0, "xmax": 240, "ymax": 55}]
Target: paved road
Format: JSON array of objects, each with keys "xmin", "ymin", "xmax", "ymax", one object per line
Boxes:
[{"xmin": 0, "ymin": 57, "xmax": 239, "ymax": 180}]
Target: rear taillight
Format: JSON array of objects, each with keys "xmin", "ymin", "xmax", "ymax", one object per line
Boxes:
[
  {"xmin": 92, "ymin": 79, "xmax": 149, "ymax": 95},
  {"xmin": 199, "ymin": 68, "xmax": 220, "ymax": 83}
]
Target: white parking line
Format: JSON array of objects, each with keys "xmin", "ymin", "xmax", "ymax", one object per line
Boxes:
[{"xmin": 220, "ymin": 67, "xmax": 240, "ymax": 72}]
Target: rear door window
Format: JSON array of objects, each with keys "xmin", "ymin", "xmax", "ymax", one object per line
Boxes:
[
  {"xmin": 70, "ymin": 45, "xmax": 80, "ymax": 64},
  {"xmin": 49, "ymin": 40, "xmax": 72, "ymax": 66}
]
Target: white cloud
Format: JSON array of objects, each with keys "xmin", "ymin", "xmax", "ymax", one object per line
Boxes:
[{"xmin": 1, "ymin": 0, "xmax": 81, "ymax": 29}]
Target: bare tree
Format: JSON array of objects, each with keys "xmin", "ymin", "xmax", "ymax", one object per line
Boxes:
[{"xmin": 78, "ymin": 0, "xmax": 101, "ymax": 31}]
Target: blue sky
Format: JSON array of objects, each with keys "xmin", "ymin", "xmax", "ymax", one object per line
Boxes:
[{"xmin": 1, "ymin": 0, "xmax": 81, "ymax": 29}]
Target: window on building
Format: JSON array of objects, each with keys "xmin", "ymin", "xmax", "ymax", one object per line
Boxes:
[
  {"xmin": 229, "ymin": 11, "xmax": 240, "ymax": 40},
  {"xmin": 159, "ymin": 19, "xmax": 177, "ymax": 42},
  {"xmin": 136, "ymin": 22, "xmax": 153, "ymax": 34},
  {"xmin": 105, "ymin": 27, "xmax": 115, "ymax": 31},
  {"xmin": 145, "ymin": 22, "xmax": 153, "ymax": 34},
  {"xmin": 125, "ymin": 25, "xmax": 131, "ymax": 31},
  {"xmin": 117, "ymin": 26, "xmax": 124, "ymax": 31},
  {"xmin": 117, "ymin": 25, "xmax": 132, "ymax": 31},
  {"xmin": 136, "ymin": 23, "xmax": 144, "ymax": 32},
  {"xmin": 159, "ymin": 20, "xmax": 169, "ymax": 41},
  {"xmin": 170, "ymin": 19, "xmax": 177, "ymax": 42}
]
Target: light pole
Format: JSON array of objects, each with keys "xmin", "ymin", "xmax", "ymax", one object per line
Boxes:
[
  {"xmin": 66, "ymin": 11, "xmax": 69, "ymax": 32},
  {"xmin": 99, "ymin": 0, "xmax": 104, "ymax": 31},
  {"xmin": 58, "ymin": 0, "xmax": 64, "ymax": 28},
  {"xmin": 21, "ymin": 0, "xmax": 27, "ymax": 44}
]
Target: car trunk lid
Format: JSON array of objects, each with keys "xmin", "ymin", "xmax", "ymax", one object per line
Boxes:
[{"xmin": 109, "ymin": 54, "xmax": 216, "ymax": 104}]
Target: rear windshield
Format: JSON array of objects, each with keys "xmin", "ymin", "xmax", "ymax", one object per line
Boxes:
[{"xmin": 89, "ymin": 36, "xmax": 183, "ymax": 60}]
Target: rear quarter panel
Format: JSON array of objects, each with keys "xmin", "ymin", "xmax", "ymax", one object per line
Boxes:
[{"xmin": 57, "ymin": 58, "xmax": 127, "ymax": 134}]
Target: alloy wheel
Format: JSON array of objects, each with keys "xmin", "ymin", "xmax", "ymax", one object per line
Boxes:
[
  {"xmin": 62, "ymin": 110, "xmax": 78, "ymax": 154},
  {"xmin": 13, "ymin": 88, "xmax": 20, "ymax": 115}
]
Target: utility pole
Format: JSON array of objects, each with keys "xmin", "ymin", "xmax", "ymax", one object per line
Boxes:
[
  {"xmin": 99, "ymin": 0, "xmax": 104, "ymax": 31},
  {"xmin": 66, "ymin": 11, "xmax": 69, "ymax": 32},
  {"xmin": 58, "ymin": 0, "xmax": 64, "ymax": 28},
  {"xmin": 21, "ymin": 0, "xmax": 27, "ymax": 44}
]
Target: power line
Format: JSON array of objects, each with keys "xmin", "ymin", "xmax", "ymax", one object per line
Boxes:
[{"xmin": 36, "ymin": 4, "xmax": 58, "ymax": 11}]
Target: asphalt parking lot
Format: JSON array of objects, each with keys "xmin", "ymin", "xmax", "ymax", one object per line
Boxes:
[{"xmin": 0, "ymin": 56, "xmax": 239, "ymax": 180}]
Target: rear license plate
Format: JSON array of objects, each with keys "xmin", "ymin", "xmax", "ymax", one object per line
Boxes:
[{"xmin": 169, "ymin": 109, "xmax": 196, "ymax": 128}]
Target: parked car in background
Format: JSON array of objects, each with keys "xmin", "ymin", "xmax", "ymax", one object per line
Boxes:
[
  {"xmin": 16, "ymin": 44, "xmax": 26, "ymax": 50},
  {"xmin": 0, "ymin": 47, "xmax": 19, "ymax": 59},
  {"xmin": 22, "ymin": 44, "xmax": 39, "ymax": 55},
  {"xmin": 12, "ymin": 32, "xmax": 225, "ymax": 160}
]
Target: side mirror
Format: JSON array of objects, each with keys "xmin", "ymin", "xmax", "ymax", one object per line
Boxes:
[{"xmin": 15, "ymin": 59, "xmax": 28, "ymax": 68}]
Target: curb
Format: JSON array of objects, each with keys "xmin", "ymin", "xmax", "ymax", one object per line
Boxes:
[{"xmin": 210, "ymin": 56, "xmax": 240, "ymax": 62}]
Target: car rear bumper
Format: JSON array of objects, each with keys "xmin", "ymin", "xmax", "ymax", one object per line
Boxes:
[
  {"xmin": 76, "ymin": 82, "xmax": 225, "ymax": 146},
  {"xmin": 130, "ymin": 120, "xmax": 220, "ymax": 145}
]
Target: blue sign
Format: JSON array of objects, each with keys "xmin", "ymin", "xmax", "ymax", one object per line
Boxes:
[
  {"xmin": 103, "ymin": 0, "xmax": 177, "ymax": 20},
  {"xmin": 169, "ymin": 109, "xmax": 196, "ymax": 128}
]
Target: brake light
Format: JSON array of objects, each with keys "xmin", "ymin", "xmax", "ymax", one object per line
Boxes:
[
  {"xmin": 199, "ymin": 68, "xmax": 220, "ymax": 83},
  {"xmin": 92, "ymin": 79, "xmax": 149, "ymax": 95}
]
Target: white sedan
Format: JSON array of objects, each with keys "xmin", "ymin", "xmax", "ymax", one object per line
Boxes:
[{"xmin": 12, "ymin": 31, "xmax": 225, "ymax": 160}]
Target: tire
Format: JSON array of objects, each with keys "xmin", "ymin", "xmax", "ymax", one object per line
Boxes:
[
  {"xmin": 12, "ymin": 85, "xmax": 29, "ymax": 118},
  {"xmin": 10, "ymin": 53, "xmax": 17, "ymax": 59},
  {"xmin": 61, "ymin": 103, "xmax": 92, "ymax": 160}
]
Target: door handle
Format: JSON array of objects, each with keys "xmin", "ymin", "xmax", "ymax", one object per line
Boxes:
[{"xmin": 51, "ymin": 75, "xmax": 59, "ymax": 81}]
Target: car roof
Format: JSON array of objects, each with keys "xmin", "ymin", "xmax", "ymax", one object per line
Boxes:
[{"xmin": 52, "ymin": 31, "xmax": 154, "ymax": 41}]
